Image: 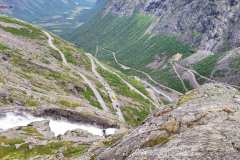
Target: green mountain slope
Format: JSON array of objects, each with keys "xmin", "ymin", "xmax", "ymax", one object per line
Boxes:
[
  {"xmin": 70, "ymin": 12, "xmax": 194, "ymax": 92},
  {"xmin": 0, "ymin": 15, "xmax": 165, "ymax": 159},
  {"xmin": 69, "ymin": 0, "xmax": 240, "ymax": 92},
  {"xmin": 0, "ymin": 15, "xmax": 157, "ymax": 127}
]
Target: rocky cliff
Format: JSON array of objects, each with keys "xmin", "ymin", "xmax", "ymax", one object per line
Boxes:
[{"xmin": 105, "ymin": 0, "xmax": 240, "ymax": 52}]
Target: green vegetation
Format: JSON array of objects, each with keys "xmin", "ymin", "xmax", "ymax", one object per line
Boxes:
[
  {"xmin": 1, "ymin": 27, "xmax": 37, "ymax": 38},
  {"xmin": 70, "ymin": 12, "xmax": 193, "ymax": 92},
  {"xmin": 127, "ymin": 77, "xmax": 149, "ymax": 97},
  {"xmin": 150, "ymin": 66, "xmax": 187, "ymax": 93},
  {"xmin": 8, "ymin": 49, "xmax": 102, "ymax": 110},
  {"xmin": 0, "ymin": 136, "xmax": 25, "ymax": 159},
  {"xmin": 53, "ymin": 38, "xmax": 78, "ymax": 64},
  {"xmin": 230, "ymin": 56, "xmax": 240, "ymax": 70},
  {"xmin": 100, "ymin": 51, "xmax": 187, "ymax": 92},
  {"xmin": 58, "ymin": 99, "xmax": 81, "ymax": 108},
  {"xmin": 0, "ymin": 137, "xmax": 88, "ymax": 159},
  {"xmin": 102, "ymin": 134, "xmax": 123, "ymax": 147},
  {"xmin": 192, "ymin": 31, "xmax": 201, "ymax": 38},
  {"xmin": 0, "ymin": 16, "xmax": 44, "ymax": 39},
  {"xmin": 53, "ymin": 36, "xmax": 91, "ymax": 69},
  {"xmin": 97, "ymin": 67, "xmax": 150, "ymax": 103},
  {"xmin": 63, "ymin": 144, "xmax": 88, "ymax": 158},
  {"xmin": 72, "ymin": 13, "xmax": 193, "ymax": 68},
  {"xmin": 0, "ymin": 43, "xmax": 8, "ymax": 50},
  {"xmin": 97, "ymin": 66, "xmax": 153, "ymax": 126},
  {"xmin": 25, "ymin": 142, "xmax": 63, "ymax": 156},
  {"xmin": 0, "ymin": 16, "xmax": 43, "ymax": 39},
  {"xmin": 24, "ymin": 98, "xmax": 39, "ymax": 108},
  {"xmin": 122, "ymin": 106, "xmax": 151, "ymax": 126},
  {"xmin": 11, "ymin": 54, "xmax": 74, "ymax": 82},
  {"xmin": 0, "ymin": 136, "xmax": 23, "ymax": 145},
  {"xmin": 83, "ymin": 86, "xmax": 102, "ymax": 109},
  {"xmin": 141, "ymin": 136, "xmax": 170, "ymax": 148},
  {"xmin": 177, "ymin": 90, "xmax": 197, "ymax": 106},
  {"xmin": 194, "ymin": 54, "xmax": 219, "ymax": 77},
  {"xmin": 22, "ymin": 126, "xmax": 43, "ymax": 139}
]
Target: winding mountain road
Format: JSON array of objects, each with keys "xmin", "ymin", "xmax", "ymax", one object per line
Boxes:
[
  {"xmin": 87, "ymin": 53, "xmax": 125, "ymax": 121},
  {"xmin": 73, "ymin": 66, "xmax": 110, "ymax": 112},
  {"xmin": 102, "ymin": 48, "xmax": 130, "ymax": 70},
  {"xmin": 171, "ymin": 62, "xmax": 188, "ymax": 92},
  {"xmin": 140, "ymin": 78, "xmax": 173, "ymax": 102},
  {"xmin": 101, "ymin": 48, "xmax": 182, "ymax": 100},
  {"xmin": 43, "ymin": 31, "xmax": 109, "ymax": 112},
  {"xmin": 175, "ymin": 63, "xmax": 200, "ymax": 89},
  {"xmin": 43, "ymin": 31, "xmax": 68, "ymax": 65},
  {"xmin": 177, "ymin": 64, "xmax": 240, "ymax": 89},
  {"xmin": 90, "ymin": 54, "xmax": 159, "ymax": 107}
]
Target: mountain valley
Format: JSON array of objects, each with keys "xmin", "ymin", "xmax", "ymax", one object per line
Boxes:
[
  {"xmin": 71, "ymin": 0, "xmax": 240, "ymax": 92},
  {"xmin": 0, "ymin": 0, "xmax": 98, "ymax": 37},
  {"xmin": 0, "ymin": 0, "xmax": 240, "ymax": 159}
]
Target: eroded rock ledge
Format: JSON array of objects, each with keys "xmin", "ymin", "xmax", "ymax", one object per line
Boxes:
[{"xmin": 83, "ymin": 83, "xmax": 240, "ymax": 160}]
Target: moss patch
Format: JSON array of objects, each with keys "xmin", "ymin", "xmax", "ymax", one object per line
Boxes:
[
  {"xmin": 102, "ymin": 134, "xmax": 124, "ymax": 147},
  {"xmin": 58, "ymin": 99, "xmax": 81, "ymax": 108},
  {"xmin": 141, "ymin": 136, "xmax": 170, "ymax": 148},
  {"xmin": 63, "ymin": 144, "xmax": 88, "ymax": 158},
  {"xmin": 22, "ymin": 126, "xmax": 43, "ymax": 139},
  {"xmin": 0, "ymin": 139, "xmax": 89, "ymax": 159},
  {"xmin": 0, "ymin": 43, "xmax": 8, "ymax": 50},
  {"xmin": 0, "ymin": 16, "xmax": 44, "ymax": 39},
  {"xmin": 177, "ymin": 91, "xmax": 196, "ymax": 106},
  {"xmin": 83, "ymin": 86, "xmax": 102, "ymax": 109},
  {"xmin": 24, "ymin": 98, "xmax": 39, "ymax": 108},
  {"xmin": 193, "ymin": 54, "xmax": 219, "ymax": 77},
  {"xmin": 122, "ymin": 106, "xmax": 151, "ymax": 126}
]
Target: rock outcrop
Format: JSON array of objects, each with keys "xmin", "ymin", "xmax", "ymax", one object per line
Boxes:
[
  {"xmin": 33, "ymin": 107, "xmax": 122, "ymax": 128},
  {"xmin": 78, "ymin": 83, "xmax": 240, "ymax": 159},
  {"xmin": 0, "ymin": 119, "xmax": 101, "ymax": 160}
]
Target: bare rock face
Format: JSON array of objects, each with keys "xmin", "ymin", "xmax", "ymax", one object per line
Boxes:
[
  {"xmin": 28, "ymin": 120, "xmax": 55, "ymax": 139},
  {"xmin": 34, "ymin": 107, "xmax": 122, "ymax": 128},
  {"xmin": 61, "ymin": 129, "xmax": 102, "ymax": 143},
  {"xmin": 106, "ymin": 0, "xmax": 240, "ymax": 52},
  {"xmin": 88, "ymin": 83, "xmax": 240, "ymax": 160},
  {"xmin": 0, "ymin": 88, "xmax": 9, "ymax": 99}
]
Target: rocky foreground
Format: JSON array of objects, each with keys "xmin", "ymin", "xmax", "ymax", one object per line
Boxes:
[
  {"xmin": 1, "ymin": 83, "xmax": 240, "ymax": 159},
  {"xmin": 87, "ymin": 83, "xmax": 240, "ymax": 160}
]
